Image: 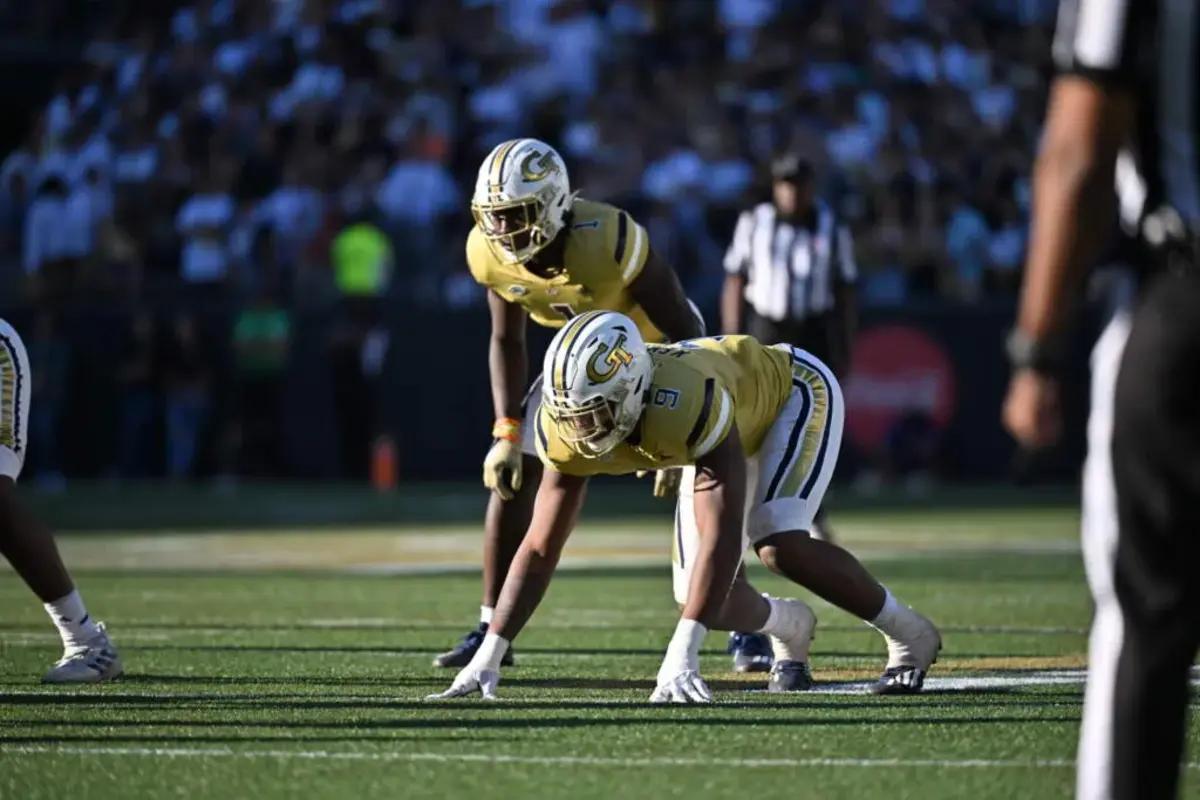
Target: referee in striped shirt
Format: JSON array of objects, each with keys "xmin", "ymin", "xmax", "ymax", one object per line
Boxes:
[
  {"xmin": 1003, "ymin": 0, "xmax": 1200, "ymax": 797},
  {"xmin": 722, "ymin": 154, "xmax": 856, "ymax": 541},
  {"xmin": 721, "ymin": 154, "xmax": 857, "ymax": 374}
]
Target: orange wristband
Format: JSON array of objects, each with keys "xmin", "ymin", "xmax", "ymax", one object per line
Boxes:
[{"xmin": 492, "ymin": 417, "xmax": 522, "ymax": 443}]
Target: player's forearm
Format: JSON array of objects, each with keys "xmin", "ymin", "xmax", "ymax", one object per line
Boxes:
[
  {"xmin": 680, "ymin": 478, "xmax": 744, "ymax": 626},
  {"xmin": 490, "ymin": 477, "xmax": 587, "ymax": 639},
  {"xmin": 489, "ymin": 539, "xmax": 560, "ymax": 641},
  {"xmin": 720, "ymin": 274, "xmax": 745, "ymax": 335},
  {"xmin": 1016, "ymin": 82, "xmax": 1120, "ymax": 342},
  {"xmin": 488, "ymin": 335, "xmax": 527, "ymax": 421}
]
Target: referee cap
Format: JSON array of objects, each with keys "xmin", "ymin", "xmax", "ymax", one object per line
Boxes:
[{"xmin": 770, "ymin": 153, "xmax": 815, "ymax": 184}]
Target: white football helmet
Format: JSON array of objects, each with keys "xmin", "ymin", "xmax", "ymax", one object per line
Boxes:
[
  {"xmin": 472, "ymin": 138, "xmax": 573, "ymax": 264},
  {"xmin": 542, "ymin": 311, "xmax": 652, "ymax": 457}
]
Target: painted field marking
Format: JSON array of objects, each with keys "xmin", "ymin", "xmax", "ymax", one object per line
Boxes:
[
  {"xmin": 0, "ymin": 619, "xmax": 1091, "ymax": 635},
  {"xmin": 6, "ymin": 744, "xmax": 1200, "ymax": 772}
]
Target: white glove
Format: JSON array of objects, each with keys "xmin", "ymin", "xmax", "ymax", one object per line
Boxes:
[
  {"xmin": 483, "ymin": 438, "xmax": 523, "ymax": 500},
  {"xmin": 426, "ymin": 633, "xmax": 510, "ymax": 700},
  {"xmin": 649, "ymin": 619, "xmax": 712, "ymax": 704},
  {"xmin": 426, "ymin": 666, "xmax": 501, "ymax": 700},
  {"xmin": 636, "ymin": 467, "xmax": 682, "ymax": 498},
  {"xmin": 649, "ymin": 669, "xmax": 712, "ymax": 703}
]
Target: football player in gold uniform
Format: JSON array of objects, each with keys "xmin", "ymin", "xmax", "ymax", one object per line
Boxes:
[
  {"xmin": 0, "ymin": 318, "xmax": 122, "ymax": 682},
  {"xmin": 435, "ymin": 138, "xmax": 787, "ymax": 668},
  {"xmin": 431, "ymin": 311, "xmax": 941, "ymax": 702}
]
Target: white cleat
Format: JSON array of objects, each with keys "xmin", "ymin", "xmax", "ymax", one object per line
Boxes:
[
  {"xmin": 43, "ymin": 623, "xmax": 123, "ymax": 684},
  {"xmin": 873, "ymin": 610, "xmax": 940, "ymax": 695}
]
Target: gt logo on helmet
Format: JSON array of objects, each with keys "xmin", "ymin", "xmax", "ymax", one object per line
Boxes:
[
  {"xmin": 520, "ymin": 150, "xmax": 560, "ymax": 182},
  {"xmin": 585, "ymin": 335, "xmax": 634, "ymax": 384}
]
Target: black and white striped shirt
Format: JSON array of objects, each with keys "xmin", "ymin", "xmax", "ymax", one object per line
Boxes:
[
  {"xmin": 723, "ymin": 201, "xmax": 856, "ymax": 322},
  {"xmin": 1053, "ymin": 0, "xmax": 1200, "ymax": 241}
]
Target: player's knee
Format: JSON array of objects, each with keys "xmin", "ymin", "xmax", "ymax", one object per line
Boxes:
[
  {"xmin": 755, "ymin": 542, "xmax": 782, "ymax": 574},
  {"xmin": 753, "ymin": 531, "xmax": 810, "ymax": 574}
]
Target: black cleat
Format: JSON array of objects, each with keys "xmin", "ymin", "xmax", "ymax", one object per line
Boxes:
[
  {"xmin": 871, "ymin": 665, "xmax": 929, "ymax": 695},
  {"xmin": 767, "ymin": 660, "xmax": 813, "ymax": 692},
  {"xmin": 433, "ymin": 623, "xmax": 516, "ymax": 668},
  {"xmin": 727, "ymin": 631, "xmax": 773, "ymax": 673}
]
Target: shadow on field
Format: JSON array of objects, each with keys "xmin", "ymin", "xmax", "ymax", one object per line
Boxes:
[
  {"xmin": 0, "ymin": 709, "xmax": 1081, "ymax": 743},
  {"xmin": 123, "ymin": 643, "xmax": 676, "ymax": 657},
  {"xmin": 0, "ymin": 733, "xmax": 468, "ymax": 745},
  {"xmin": 66, "ymin": 642, "xmax": 1078, "ymax": 662}
]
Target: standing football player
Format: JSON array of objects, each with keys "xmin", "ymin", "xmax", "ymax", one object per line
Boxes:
[
  {"xmin": 434, "ymin": 138, "xmax": 774, "ymax": 671},
  {"xmin": 0, "ymin": 318, "xmax": 122, "ymax": 682},
  {"xmin": 431, "ymin": 311, "xmax": 941, "ymax": 702}
]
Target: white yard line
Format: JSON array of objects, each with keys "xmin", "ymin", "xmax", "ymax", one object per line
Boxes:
[{"xmin": 6, "ymin": 744, "xmax": 1199, "ymax": 772}]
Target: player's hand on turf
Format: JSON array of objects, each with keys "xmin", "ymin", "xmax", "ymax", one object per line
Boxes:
[
  {"xmin": 426, "ymin": 666, "xmax": 500, "ymax": 700},
  {"xmin": 483, "ymin": 438, "xmax": 523, "ymax": 501},
  {"xmin": 649, "ymin": 669, "xmax": 712, "ymax": 704},
  {"xmin": 636, "ymin": 468, "xmax": 682, "ymax": 498},
  {"xmin": 650, "ymin": 620, "xmax": 711, "ymax": 703}
]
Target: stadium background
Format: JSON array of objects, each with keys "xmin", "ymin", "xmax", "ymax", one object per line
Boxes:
[
  {"xmin": 7, "ymin": 5, "xmax": 1181, "ymax": 799},
  {"xmin": 0, "ymin": 0, "xmax": 1093, "ymax": 492}
]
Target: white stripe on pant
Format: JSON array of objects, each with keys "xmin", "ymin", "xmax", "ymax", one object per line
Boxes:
[
  {"xmin": 0, "ymin": 317, "xmax": 31, "ymax": 481},
  {"xmin": 1077, "ymin": 307, "xmax": 1133, "ymax": 800}
]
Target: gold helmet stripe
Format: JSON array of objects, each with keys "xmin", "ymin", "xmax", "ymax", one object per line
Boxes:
[
  {"xmin": 551, "ymin": 310, "xmax": 607, "ymax": 392},
  {"xmin": 488, "ymin": 139, "xmax": 522, "ymax": 189}
]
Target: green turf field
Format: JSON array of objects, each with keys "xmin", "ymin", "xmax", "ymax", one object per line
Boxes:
[{"xmin": 2, "ymin": 501, "xmax": 1198, "ymax": 799}]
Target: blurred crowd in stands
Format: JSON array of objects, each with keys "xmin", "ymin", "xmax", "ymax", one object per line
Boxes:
[
  {"xmin": 2, "ymin": 0, "xmax": 1057, "ymax": 312},
  {"xmin": 0, "ymin": 0, "xmax": 1058, "ymax": 483}
]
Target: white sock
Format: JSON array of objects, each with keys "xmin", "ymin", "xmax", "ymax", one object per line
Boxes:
[
  {"xmin": 479, "ymin": 606, "xmax": 494, "ymax": 626},
  {"xmin": 474, "ymin": 633, "xmax": 510, "ymax": 671},
  {"xmin": 44, "ymin": 590, "xmax": 101, "ymax": 650},
  {"xmin": 757, "ymin": 595, "xmax": 814, "ymax": 662},
  {"xmin": 757, "ymin": 594, "xmax": 781, "ymax": 632},
  {"xmin": 867, "ymin": 587, "xmax": 911, "ymax": 637}
]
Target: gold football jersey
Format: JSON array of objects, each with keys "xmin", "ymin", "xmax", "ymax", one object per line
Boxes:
[
  {"xmin": 537, "ymin": 336, "xmax": 795, "ymax": 476},
  {"xmin": 466, "ymin": 198, "xmax": 665, "ymax": 343}
]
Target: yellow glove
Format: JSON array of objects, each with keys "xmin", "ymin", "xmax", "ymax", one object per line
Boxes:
[
  {"xmin": 636, "ymin": 467, "xmax": 682, "ymax": 498},
  {"xmin": 483, "ymin": 418, "xmax": 523, "ymax": 501}
]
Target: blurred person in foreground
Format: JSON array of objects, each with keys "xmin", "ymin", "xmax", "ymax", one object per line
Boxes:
[
  {"xmin": 721, "ymin": 154, "xmax": 856, "ymax": 550},
  {"xmin": 0, "ymin": 317, "xmax": 122, "ymax": 682},
  {"xmin": 429, "ymin": 312, "xmax": 940, "ymax": 702},
  {"xmin": 1002, "ymin": 0, "xmax": 1200, "ymax": 796}
]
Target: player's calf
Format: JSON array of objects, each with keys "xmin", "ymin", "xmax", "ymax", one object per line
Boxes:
[{"xmin": 753, "ymin": 532, "xmax": 941, "ymax": 694}]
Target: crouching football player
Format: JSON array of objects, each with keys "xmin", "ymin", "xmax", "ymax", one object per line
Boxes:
[
  {"xmin": 0, "ymin": 318, "xmax": 122, "ymax": 682},
  {"xmin": 435, "ymin": 137, "xmax": 773, "ymax": 672},
  {"xmin": 431, "ymin": 311, "xmax": 940, "ymax": 702}
]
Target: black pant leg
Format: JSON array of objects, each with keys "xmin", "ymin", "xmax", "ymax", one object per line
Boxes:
[
  {"xmin": 1100, "ymin": 271, "xmax": 1200, "ymax": 799},
  {"xmin": 745, "ymin": 311, "xmax": 784, "ymax": 347}
]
